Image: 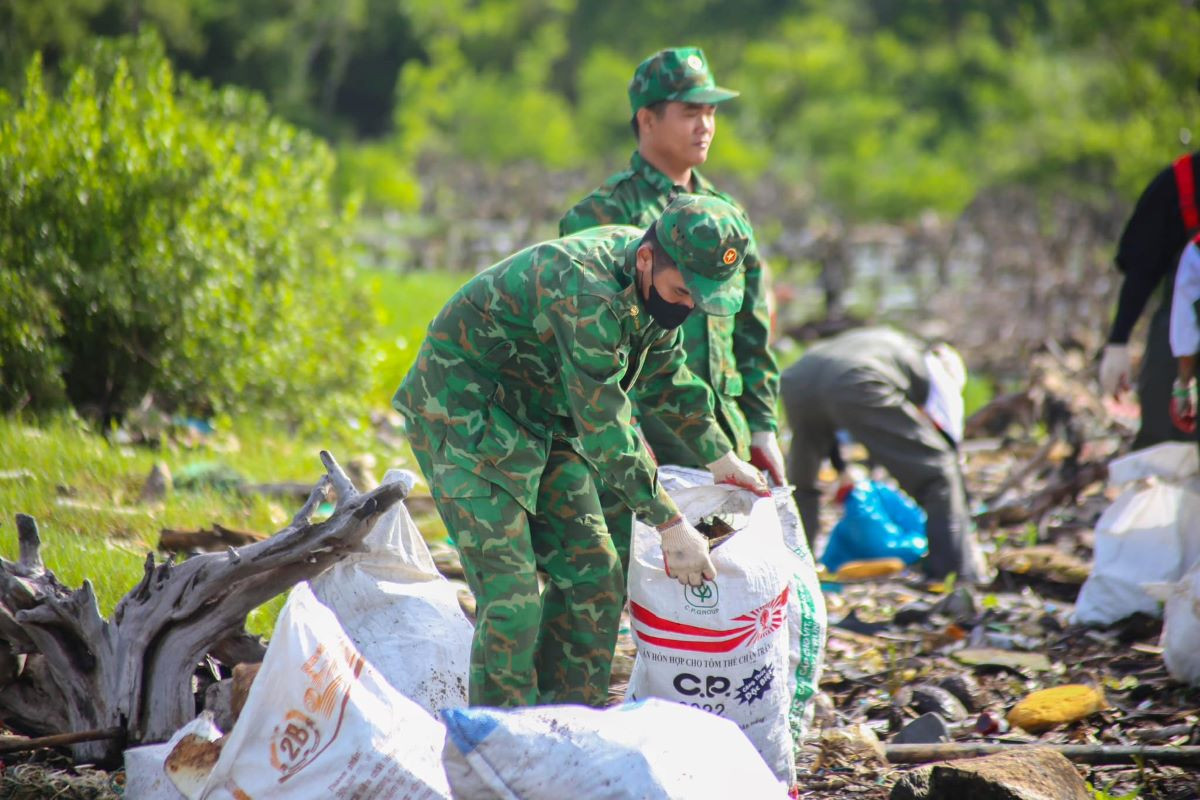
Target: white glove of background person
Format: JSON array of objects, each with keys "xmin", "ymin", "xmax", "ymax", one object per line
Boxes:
[
  {"xmin": 1099, "ymin": 344, "xmax": 1131, "ymax": 397},
  {"xmin": 707, "ymin": 451, "xmax": 771, "ymax": 497},
  {"xmin": 658, "ymin": 515, "xmax": 717, "ymax": 586},
  {"xmin": 749, "ymin": 431, "xmax": 787, "ymax": 486}
]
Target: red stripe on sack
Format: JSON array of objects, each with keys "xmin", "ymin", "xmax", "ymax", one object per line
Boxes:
[
  {"xmin": 732, "ymin": 586, "xmax": 790, "ymax": 623},
  {"xmin": 629, "ymin": 601, "xmax": 753, "ymax": 638},
  {"xmin": 635, "ymin": 628, "xmax": 755, "ymax": 653}
]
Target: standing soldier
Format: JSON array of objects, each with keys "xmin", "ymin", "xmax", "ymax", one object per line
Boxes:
[
  {"xmin": 560, "ymin": 47, "xmax": 785, "ymax": 486},
  {"xmin": 1099, "ymin": 150, "xmax": 1200, "ymax": 448},
  {"xmin": 394, "ymin": 195, "xmax": 769, "ymax": 707}
]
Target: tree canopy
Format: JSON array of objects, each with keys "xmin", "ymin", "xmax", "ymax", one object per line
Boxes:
[{"xmin": 3, "ymin": 0, "xmax": 1197, "ymax": 219}]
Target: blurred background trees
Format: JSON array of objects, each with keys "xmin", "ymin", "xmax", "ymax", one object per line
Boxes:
[
  {"xmin": 2, "ymin": 0, "xmax": 1198, "ymax": 419},
  {"xmin": 4, "ymin": 0, "xmax": 1196, "ymax": 214}
]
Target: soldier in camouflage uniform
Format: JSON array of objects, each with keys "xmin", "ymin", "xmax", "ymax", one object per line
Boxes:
[
  {"xmin": 560, "ymin": 47, "xmax": 786, "ymax": 486},
  {"xmin": 394, "ymin": 195, "xmax": 770, "ymax": 707}
]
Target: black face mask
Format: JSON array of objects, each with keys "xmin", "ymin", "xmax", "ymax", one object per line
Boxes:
[{"xmin": 646, "ymin": 282, "xmax": 693, "ymax": 329}]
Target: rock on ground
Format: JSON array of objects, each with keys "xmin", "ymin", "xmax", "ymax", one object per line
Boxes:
[{"xmin": 889, "ymin": 748, "xmax": 1090, "ymax": 800}]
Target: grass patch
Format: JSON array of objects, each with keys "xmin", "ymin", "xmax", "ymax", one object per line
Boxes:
[
  {"xmin": 365, "ymin": 268, "xmax": 468, "ymax": 410},
  {"xmin": 0, "ymin": 412, "xmax": 436, "ymax": 638}
]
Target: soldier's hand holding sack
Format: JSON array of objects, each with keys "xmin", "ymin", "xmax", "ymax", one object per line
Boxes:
[
  {"xmin": 657, "ymin": 514, "xmax": 718, "ymax": 586},
  {"xmin": 749, "ymin": 431, "xmax": 787, "ymax": 486},
  {"xmin": 707, "ymin": 450, "xmax": 771, "ymax": 496}
]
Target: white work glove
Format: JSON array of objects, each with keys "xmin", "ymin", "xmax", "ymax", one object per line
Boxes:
[
  {"xmin": 658, "ymin": 515, "xmax": 717, "ymax": 586},
  {"xmin": 707, "ymin": 451, "xmax": 771, "ymax": 497},
  {"xmin": 1099, "ymin": 344, "xmax": 1131, "ymax": 397},
  {"xmin": 749, "ymin": 431, "xmax": 787, "ymax": 486}
]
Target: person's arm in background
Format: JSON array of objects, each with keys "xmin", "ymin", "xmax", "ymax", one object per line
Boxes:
[
  {"xmin": 1101, "ymin": 167, "xmax": 1178, "ymax": 395},
  {"xmin": 731, "ymin": 241, "xmax": 786, "ymax": 484},
  {"xmin": 1169, "ymin": 242, "xmax": 1200, "ymax": 429}
]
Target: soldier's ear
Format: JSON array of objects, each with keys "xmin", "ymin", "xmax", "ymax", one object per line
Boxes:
[
  {"xmin": 635, "ymin": 106, "xmax": 656, "ymax": 137},
  {"xmin": 635, "ymin": 244, "xmax": 655, "ymax": 292},
  {"xmin": 636, "ymin": 244, "xmax": 655, "ymax": 274}
]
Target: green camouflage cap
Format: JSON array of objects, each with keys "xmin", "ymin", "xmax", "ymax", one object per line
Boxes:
[
  {"xmin": 628, "ymin": 47, "xmax": 740, "ymax": 115},
  {"xmin": 655, "ymin": 194, "xmax": 750, "ymax": 316}
]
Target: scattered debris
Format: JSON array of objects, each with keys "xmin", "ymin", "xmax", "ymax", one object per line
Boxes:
[
  {"xmin": 893, "ymin": 713, "xmax": 950, "ymax": 745},
  {"xmin": 137, "ymin": 461, "xmax": 172, "ymax": 503},
  {"xmin": 896, "ymin": 684, "xmax": 968, "ymax": 722},
  {"xmin": 1007, "ymin": 685, "xmax": 1107, "ymax": 734},
  {"xmin": 992, "ymin": 546, "xmax": 1089, "ymax": 585},
  {"xmin": 951, "ymin": 648, "xmax": 1052, "ymax": 674},
  {"xmin": 158, "ymin": 523, "xmax": 265, "ymax": 552},
  {"xmin": 817, "ymin": 724, "xmax": 888, "ymax": 770}
]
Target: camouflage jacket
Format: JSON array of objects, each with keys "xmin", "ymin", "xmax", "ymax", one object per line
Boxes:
[
  {"xmin": 559, "ymin": 151, "xmax": 780, "ymax": 455},
  {"xmin": 393, "ymin": 226, "xmax": 733, "ymax": 526}
]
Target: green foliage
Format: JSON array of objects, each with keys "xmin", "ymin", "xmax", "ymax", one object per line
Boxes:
[
  {"xmin": 962, "ymin": 374, "xmax": 994, "ymax": 419},
  {"xmin": 1087, "ymin": 780, "xmax": 1140, "ymax": 800},
  {"xmin": 365, "ymin": 268, "xmax": 466, "ymax": 410},
  {"xmin": 4, "ymin": 1, "xmax": 1200, "ymax": 219},
  {"xmin": 0, "ymin": 33, "xmax": 376, "ymax": 422},
  {"xmin": 334, "ymin": 141, "xmax": 422, "ymax": 211},
  {"xmin": 393, "ymin": 0, "xmax": 583, "ymax": 168}
]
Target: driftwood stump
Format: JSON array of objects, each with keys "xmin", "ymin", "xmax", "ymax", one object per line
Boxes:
[{"xmin": 0, "ymin": 451, "xmax": 406, "ymax": 764}]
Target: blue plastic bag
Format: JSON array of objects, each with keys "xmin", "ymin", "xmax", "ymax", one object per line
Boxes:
[{"xmin": 820, "ymin": 480, "xmax": 929, "ymax": 573}]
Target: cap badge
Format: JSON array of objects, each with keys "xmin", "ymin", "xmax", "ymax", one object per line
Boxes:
[
  {"xmin": 687, "ymin": 54, "xmax": 703, "ymax": 70},
  {"xmin": 722, "ymin": 247, "xmax": 738, "ymax": 265}
]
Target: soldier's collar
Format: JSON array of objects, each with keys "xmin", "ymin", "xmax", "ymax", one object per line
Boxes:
[
  {"xmin": 619, "ymin": 238, "xmax": 649, "ymax": 331},
  {"xmin": 630, "ymin": 150, "xmax": 709, "ymax": 196},
  {"xmin": 689, "ymin": 167, "xmax": 715, "ymax": 194}
]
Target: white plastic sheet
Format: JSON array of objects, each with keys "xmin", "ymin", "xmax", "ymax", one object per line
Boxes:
[
  {"xmin": 1073, "ymin": 443, "xmax": 1200, "ymax": 626},
  {"xmin": 312, "ymin": 468, "xmax": 472, "ymax": 715},
  {"xmin": 197, "ymin": 583, "xmax": 451, "ymax": 799},
  {"xmin": 440, "ymin": 698, "xmax": 788, "ymax": 799},
  {"xmin": 1144, "ymin": 565, "xmax": 1200, "ymax": 685}
]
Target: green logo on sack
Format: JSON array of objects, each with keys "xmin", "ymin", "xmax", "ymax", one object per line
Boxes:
[{"xmin": 684, "ymin": 580, "xmax": 719, "ymax": 609}]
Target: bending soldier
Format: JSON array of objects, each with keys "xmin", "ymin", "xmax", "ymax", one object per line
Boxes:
[{"xmin": 394, "ymin": 195, "xmax": 769, "ymax": 707}]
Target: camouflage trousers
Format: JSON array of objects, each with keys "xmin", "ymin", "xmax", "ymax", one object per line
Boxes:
[{"xmin": 408, "ymin": 421, "xmax": 633, "ymax": 707}]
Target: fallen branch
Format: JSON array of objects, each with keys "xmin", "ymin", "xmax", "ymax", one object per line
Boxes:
[
  {"xmin": 0, "ymin": 450, "xmax": 407, "ymax": 765},
  {"xmin": 975, "ymin": 460, "xmax": 1108, "ymax": 527},
  {"xmin": 158, "ymin": 524, "xmax": 265, "ymax": 552},
  {"xmin": 0, "ymin": 727, "xmax": 123, "ymax": 755},
  {"xmin": 885, "ymin": 742, "xmax": 1200, "ymax": 766}
]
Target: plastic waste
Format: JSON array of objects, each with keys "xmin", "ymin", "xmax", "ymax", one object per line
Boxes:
[
  {"xmin": 629, "ymin": 483, "xmax": 796, "ymax": 783},
  {"xmin": 820, "ymin": 480, "xmax": 928, "ymax": 573},
  {"xmin": 1073, "ymin": 442, "xmax": 1200, "ymax": 625},
  {"xmin": 657, "ymin": 466, "xmax": 826, "ymax": 767},
  {"xmin": 1144, "ymin": 564, "xmax": 1200, "ymax": 685},
  {"xmin": 441, "ymin": 698, "xmax": 788, "ymax": 799},
  {"xmin": 311, "ymin": 468, "xmax": 472, "ymax": 715},
  {"xmin": 195, "ymin": 583, "xmax": 451, "ymax": 799},
  {"xmin": 1007, "ymin": 684, "xmax": 1107, "ymax": 734},
  {"xmin": 124, "ymin": 715, "xmax": 221, "ymax": 800}
]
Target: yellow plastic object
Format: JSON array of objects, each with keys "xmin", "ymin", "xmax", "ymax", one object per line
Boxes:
[
  {"xmin": 833, "ymin": 558, "xmax": 906, "ymax": 582},
  {"xmin": 1006, "ymin": 684, "xmax": 1107, "ymax": 733}
]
